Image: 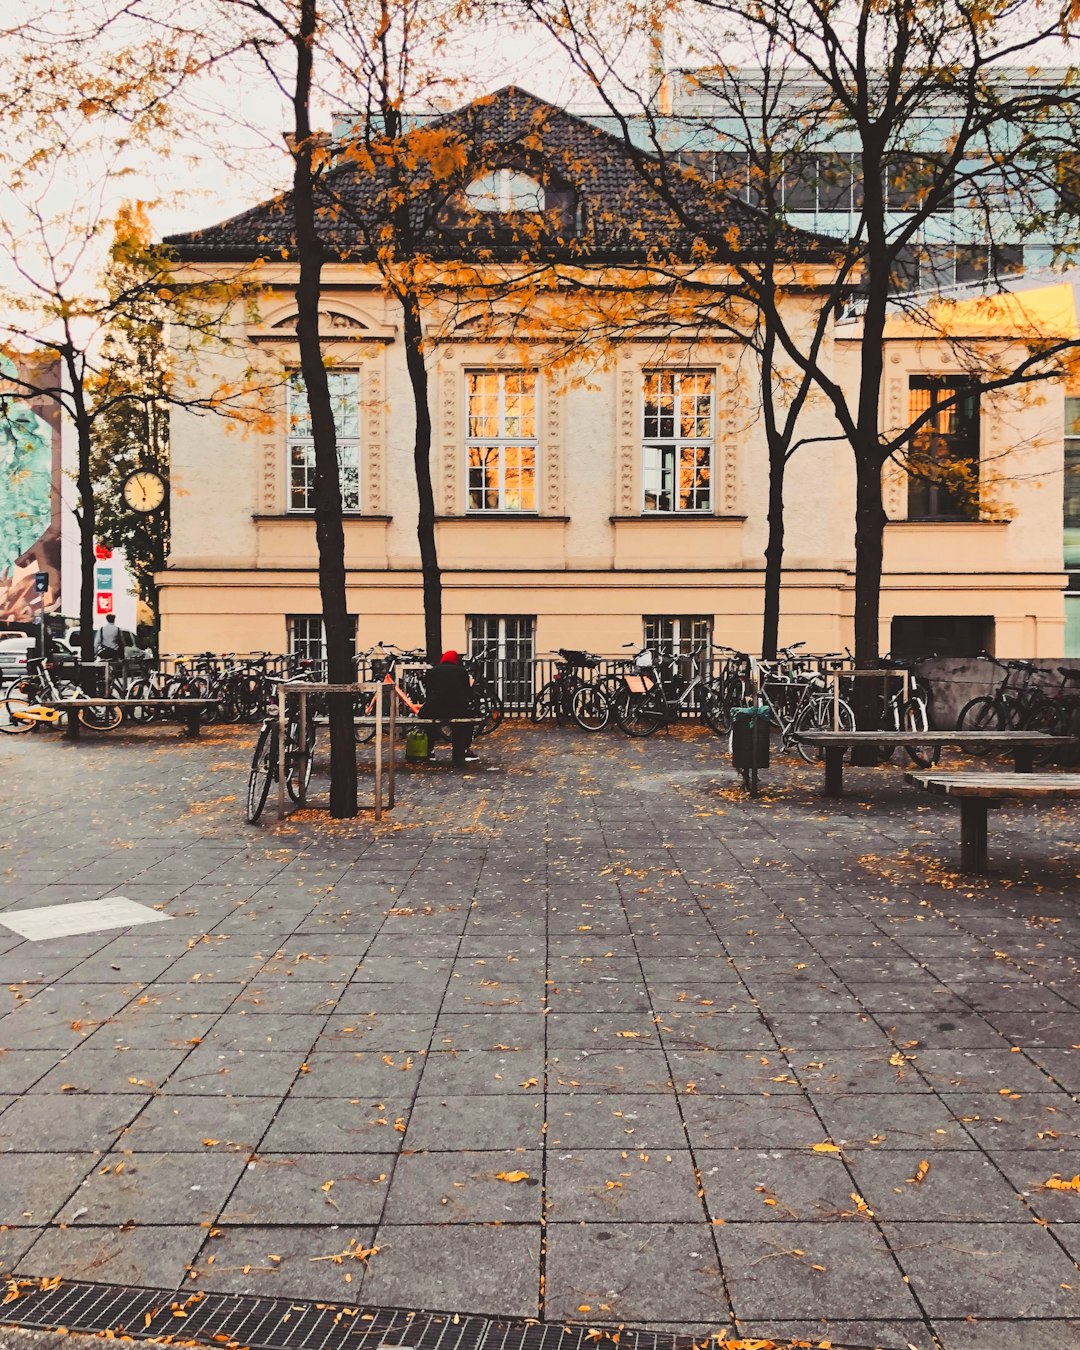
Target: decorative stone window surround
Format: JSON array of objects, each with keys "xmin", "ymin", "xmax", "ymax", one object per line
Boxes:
[{"xmin": 436, "ymin": 348, "xmax": 564, "ymax": 516}]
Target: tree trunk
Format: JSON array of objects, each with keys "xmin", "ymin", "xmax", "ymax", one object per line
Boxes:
[
  {"xmin": 761, "ymin": 446, "xmax": 786, "ymax": 661},
  {"xmin": 64, "ymin": 349, "xmax": 96, "ymax": 663},
  {"xmin": 852, "ymin": 452, "xmax": 887, "ymax": 731},
  {"xmin": 401, "ymin": 287, "xmax": 442, "ymax": 661},
  {"xmin": 291, "ymin": 0, "xmax": 357, "ymax": 817}
]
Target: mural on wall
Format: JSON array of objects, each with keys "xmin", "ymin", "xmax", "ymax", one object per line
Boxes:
[{"xmin": 0, "ymin": 354, "xmax": 61, "ymax": 624}]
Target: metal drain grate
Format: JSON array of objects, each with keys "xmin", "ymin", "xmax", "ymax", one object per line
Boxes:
[{"xmin": 1, "ymin": 1277, "xmax": 884, "ymax": 1350}]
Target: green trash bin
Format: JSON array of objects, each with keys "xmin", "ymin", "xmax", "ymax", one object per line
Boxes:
[
  {"xmin": 405, "ymin": 728, "xmax": 429, "ymax": 761},
  {"xmin": 731, "ymin": 705, "xmax": 770, "ymax": 794}
]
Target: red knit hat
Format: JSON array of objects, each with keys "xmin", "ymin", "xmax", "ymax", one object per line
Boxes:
[{"xmin": 440, "ymin": 650, "xmax": 460, "ymax": 664}]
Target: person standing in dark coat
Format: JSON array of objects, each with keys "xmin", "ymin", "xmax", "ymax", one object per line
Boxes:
[{"xmin": 421, "ymin": 650, "xmax": 479, "ymax": 767}]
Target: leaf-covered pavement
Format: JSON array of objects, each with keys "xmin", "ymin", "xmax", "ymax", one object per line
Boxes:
[{"xmin": 1, "ymin": 722, "xmax": 1080, "ymax": 1350}]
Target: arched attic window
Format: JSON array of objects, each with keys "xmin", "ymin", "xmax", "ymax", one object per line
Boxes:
[{"xmin": 464, "ymin": 168, "xmax": 546, "ymax": 213}]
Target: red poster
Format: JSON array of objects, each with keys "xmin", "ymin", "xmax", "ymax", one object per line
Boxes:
[
  {"xmin": 95, "ymin": 591, "xmax": 113, "ymax": 614},
  {"xmin": 94, "ymin": 543, "xmax": 112, "ymax": 561}
]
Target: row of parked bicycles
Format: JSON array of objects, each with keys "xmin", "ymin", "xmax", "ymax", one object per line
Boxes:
[
  {"xmin": 955, "ymin": 655, "xmax": 1080, "ymax": 740},
  {"xmin": 529, "ymin": 641, "xmax": 936, "ymax": 763}
]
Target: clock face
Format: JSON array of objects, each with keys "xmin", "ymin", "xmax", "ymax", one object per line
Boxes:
[{"xmin": 123, "ymin": 470, "xmax": 166, "ymax": 514}]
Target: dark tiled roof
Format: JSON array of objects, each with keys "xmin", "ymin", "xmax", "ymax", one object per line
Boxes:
[{"xmin": 165, "ymin": 86, "xmax": 836, "ymax": 264}]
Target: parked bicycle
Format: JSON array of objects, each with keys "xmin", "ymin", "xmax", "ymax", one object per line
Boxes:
[
  {"xmin": 880, "ymin": 656, "xmax": 939, "ymax": 768},
  {"xmin": 610, "ymin": 643, "xmax": 727, "ymax": 737},
  {"xmin": 353, "ymin": 643, "xmax": 428, "ymax": 744},
  {"xmin": 754, "ymin": 647, "xmax": 855, "ymax": 762},
  {"xmin": 532, "ymin": 649, "xmax": 610, "ymax": 731},
  {"xmin": 1, "ymin": 656, "xmax": 123, "ymax": 734},
  {"xmin": 246, "ymin": 679, "xmax": 319, "ymax": 823},
  {"xmin": 956, "ymin": 657, "xmax": 1044, "ymax": 739}
]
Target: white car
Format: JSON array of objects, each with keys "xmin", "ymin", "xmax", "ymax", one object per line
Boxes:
[{"xmin": 0, "ymin": 633, "xmax": 76, "ymax": 684}]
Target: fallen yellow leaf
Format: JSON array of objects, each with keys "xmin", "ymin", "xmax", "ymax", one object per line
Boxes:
[
  {"xmin": 811, "ymin": 1142, "xmax": 841, "ymax": 1154},
  {"xmin": 495, "ymin": 1170, "xmax": 529, "ymax": 1183},
  {"xmin": 1044, "ymin": 1174, "xmax": 1080, "ymax": 1192}
]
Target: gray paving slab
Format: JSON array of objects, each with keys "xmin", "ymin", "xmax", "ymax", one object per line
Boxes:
[{"xmin": 4, "ymin": 725, "xmax": 1080, "ymax": 1344}]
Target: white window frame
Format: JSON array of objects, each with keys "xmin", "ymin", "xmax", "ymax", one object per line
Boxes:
[
  {"xmin": 466, "ymin": 369, "xmax": 539, "ymax": 513},
  {"xmin": 287, "ymin": 369, "xmax": 361, "ymax": 513},
  {"xmin": 465, "ymin": 170, "xmax": 545, "ymax": 213},
  {"xmin": 287, "ymin": 614, "xmax": 357, "ymax": 665},
  {"xmin": 641, "ymin": 370, "xmax": 715, "ymax": 514}
]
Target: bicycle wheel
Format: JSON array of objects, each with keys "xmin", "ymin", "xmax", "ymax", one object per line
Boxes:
[
  {"xmin": 0, "ymin": 681, "xmax": 36, "ymax": 734},
  {"xmin": 571, "ymin": 683, "xmax": 610, "ymax": 732},
  {"xmin": 903, "ymin": 697, "xmax": 940, "ymax": 767},
  {"xmin": 78, "ymin": 702, "xmax": 124, "ymax": 731},
  {"xmin": 956, "ymin": 695, "xmax": 1002, "ymax": 755},
  {"xmin": 613, "ymin": 686, "xmax": 666, "ymax": 737},
  {"xmin": 473, "ymin": 685, "xmax": 503, "ymax": 736},
  {"xmin": 793, "ymin": 695, "xmax": 855, "ymax": 764},
  {"xmin": 354, "ymin": 691, "xmax": 377, "ymax": 744},
  {"xmin": 285, "ymin": 718, "xmax": 316, "ymax": 802},
  {"xmin": 246, "ymin": 722, "xmax": 277, "ymax": 823},
  {"xmin": 532, "ymin": 681, "xmax": 559, "ymax": 723},
  {"xmin": 700, "ymin": 679, "xmax": 734, "ymax": 735},
  {"xmin": 127, "ymin": 679, "xmax": 157, "ymax": 724}
]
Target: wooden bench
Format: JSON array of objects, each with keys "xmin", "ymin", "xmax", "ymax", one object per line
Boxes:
[
  {"xmin": 905, "ymin": 770, "xmax": 1080, "ymax": 873},
  {"xmin": 49, "ymin": 699, "xmax": 220, "ymax": 740},
  {"xmin": 794, "ymin": 731, "xmax": 1074, "ymax": 798}
]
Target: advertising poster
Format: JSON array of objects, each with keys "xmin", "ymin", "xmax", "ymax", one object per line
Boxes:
[{"xmin": 0, "ymin": 353, "xmax": 61, "ymax": 624}]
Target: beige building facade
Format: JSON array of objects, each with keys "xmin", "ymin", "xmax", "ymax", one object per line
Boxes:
[{"xmin": 159, "ymin": 91, "xmax": 1069, "ymax": 664}]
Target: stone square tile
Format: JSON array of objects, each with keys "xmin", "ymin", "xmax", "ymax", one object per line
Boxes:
[
  {"xmin": 0, "ymin": 1093, "xmax": 150, "ymax": 1153},
  {"xmin": 334, "ymin": 982, "xmax": 449, "ymax": 1016},
  {"xmin": 0, "ymin": 1151, "xmax": 96, "ymax": 1224},
  {"xmin": 163, "ymin": 1047, "xmax": 303, "ymax": 1097},
  {"xmin": 403, "ymin": 1095, "xmax": 545, "ymax": 1150},
  {"xmin": 884, "ymin": 1221, "xmax": 1080, "ymax": 1317},
  {"xmin": 811, "ymin": 1093, "xmax": 977, "ymax": 1151},
  {"xmin": 115, "ymin": 984, "xmax": 241, "ymax": 1014},
  {"xmin": 431, "ymin": 1012, "xmax": 546, "ymax": 1052},
  {"xmin": 941, "ymin": 1092, "xmax": 1080, "ymax": 1149},
  {"xmin": 438, "ymin": 980, "xmax": 544, "ymax": 1014},
  {"xmin": 233, "ymin": 981, "xmax": 345, "ymax": 1015},
  {"xmin": 767, "ymin": 1013, "xmax": 894, "ymax": 1051},
  {"xmin": 697, "ymin": 1149, "xmax": 858, "ymax": 1222},
  {"xmin": 681, "ymin": 1094, "xmax": 822, "ymax": 1149},
  {"xmin": 58, "ymin": 1150, "xmax": 249, "ymax": 1224},
  {"xmin": 29, "ymin": 1047, "xmax": 194, "ymax": 1095},
  {"xmin": 942, "ymin": 981, "xmax": 1077, "ymax": 1014},
  {"xmin": 984, "ymin": 1011, "xmax": 1080, "ymax": 1047},
  {"xmin": 667, "ymin": 1051, "xmax": 802, "ymax": 1095},
  {"xmin": 545, "ymin": 982, "xmax": 654, "ymax": 1014},
  {"xmin": 716, "ymin": 1221, "xmax": 922, "ymax": 1320},
  {"xmin": 362, "ymin": 1223, "xmax": 539, "ymax": 1316},
  {"xmin": 547, "ymin": 1049, "xmax": 673, "ymax": 1094},
  {"xmin": 545, "ymin": 1148, "xmax": 702, "ymax": 1222},
  {"xmin": 0, "ymin": 1050, "xmax": 68, "ymax": 1094},
  {"xmin": 220, "ymin": 1151, "xmax": 395, "ymax": 1223},
  {"xmin": 653, "ymin": 1013, "xmax": 778, "ymax": 1052},
  {"xmin": 788, "ymin": 1049, "xmax": 932, "ymax": 1094},
  {"xmin": 748, "ymin": 1321, "xmax": 935, "ymax": 1350},
  {"xmin": 18, "ymin": 1222, "xmax": 205, "ymax": 1288},
  {"xmin": 189, "ymin": 1224, "xmax": 378, "ymax": 1297},
  {"xmin": 193, "ymin": 1013, "xmax": 324, "ymax": 1054},
  {"xmin": 911, "ymin": 1049, "xmax": 1057, "ymax": 1093},
  {"xmin": 119, "ymin": 1094, "xmax": 280, "ymax": 1152},
  {"xmin": 419, "ymin": 1050, "xmax": 545, "ymax": 1096},
  {"xmin": 933, "ymin": 1320, "xmax": 1080, "ymax": 1350},
  {"xmin": 381, "ymin": 1150, "xmax": 541, "ymax": 1223},
  {"xmin": 290, "ymin": 1050, "xmax": 429, "ymax": 1098},
  {"xmin": 1024, "ymin": 1048, "xmax": 1080, "ymax": 1094},
  {"xmin": 545, "ymin": 1014, "xmax": 661, "ymax": 1050},
  {"xmin": 847, "ymin": 1149, "xmax": 1028, "ymax": 1220},
  {"xmin": 0, "ymin": 1225, "xmax": 44, "ymax": 1276},
  {"xmin": 991, "ymin": 1152, "xmax": 1080, "ymax": 1222},
  {"xmin": 83, "ymin": 1010, "xmax": 216, "ymax": 1051},
  {"xmin": 545, "ymin": 1094, "xmax": 687, "ymax": 1150},
  {"xmin": 844, "ymin": 981, "xmax": 971, "ymax": 1016},
  {"xmin": 315, "ymin": 1012, "xmax": 436, "ymax": 1050},
  {"xmin": 881, "ymin": 1013, "xmax": 1014, "ymax": 1051},
  {"xmin": 544, "ymin": 1223, "xmax": 725, "ymax": 1323},
  {"xmin": 260, "ymin": 1097, "xmax": 413, "ymax": 1152}
]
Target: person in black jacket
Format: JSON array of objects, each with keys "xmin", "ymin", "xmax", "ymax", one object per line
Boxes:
[{"xmin": 421, "ymin": 650, "xmax": 479, "ymax": 768}]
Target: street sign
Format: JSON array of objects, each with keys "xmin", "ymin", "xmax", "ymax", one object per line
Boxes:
[
  {"xmin": 95, "ymin": 567, "xmax": 113, "ymax": 590},
  {"xmin": 94, "ymin": 543, "xmax": 112, "ymax": 561},
  {"xmin": 34, "ymin": 572, "xmax": 48, "ymax": 594},
  {"xmin": 95, "ymin": 591, "xmax": 113, "ymax": 615}
]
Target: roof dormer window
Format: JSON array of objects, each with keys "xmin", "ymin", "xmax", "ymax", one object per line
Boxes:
[{"xmin": 465, "ymin": 169, "xmax": 546, "ymax": 213}]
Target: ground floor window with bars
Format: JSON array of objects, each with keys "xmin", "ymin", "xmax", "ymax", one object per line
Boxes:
[
  {"xmin": 644, "ymin": 615, "xmax": 713, "ymax": 658},
  {"xmin": 287, "ymin": 615, "xmax": 357, "ymax": 666},
  {"xmin": 467, "ymin": 615, "xmax": 535, "ymax": 708}
]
